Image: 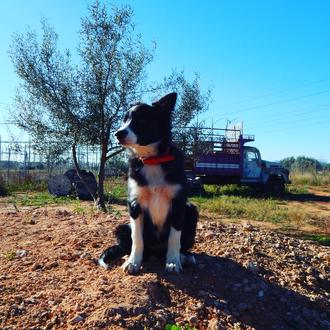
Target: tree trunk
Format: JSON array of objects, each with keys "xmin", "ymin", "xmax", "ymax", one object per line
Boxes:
[
  {"xmin": 71, "ymin": 144, "xmax": 98, "ymax": 202},
  {"xmin": 96, "ymin": 141, "xmax": 108, "ymax": 211}
]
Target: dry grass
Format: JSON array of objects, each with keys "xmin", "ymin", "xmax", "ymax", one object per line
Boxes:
[
  {"xmin": 1, "ymin": 175, "xmax": 329, "ymax": 245},
  {"xmin": 192, "ymin": 193, "xmax": 311, "ymax": 226},
  {"xmin": 190, "ymin": 183, "xmax": 329, "ymax": 240},
  {"xmin": 290, "ymin": 170, "xmax": 330, "ymax": 186}
]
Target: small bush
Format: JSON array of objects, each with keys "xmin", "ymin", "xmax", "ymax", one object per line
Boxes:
[{"xmin": 104, "ymin": 177, "xmax": 127, "ymax": 204}]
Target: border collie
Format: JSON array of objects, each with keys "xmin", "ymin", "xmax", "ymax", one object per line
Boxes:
[{"xmin": 98, "ymin": 93, "xmax": 198, "ymax": 274}]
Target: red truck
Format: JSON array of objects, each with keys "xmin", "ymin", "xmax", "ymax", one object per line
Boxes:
[{"xmin": 184, "ymin": 126, "xmax": 290, "ymax": 195}]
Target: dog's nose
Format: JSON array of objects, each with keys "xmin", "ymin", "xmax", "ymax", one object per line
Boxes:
[{"xmin": 115, "ymin": 129, "xmax": 128, "ymax": 141}]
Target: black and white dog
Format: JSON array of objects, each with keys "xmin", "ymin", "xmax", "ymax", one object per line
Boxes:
[{"xmin": 98, "ymin": 92, "xmax": 198, "ymax": 274}]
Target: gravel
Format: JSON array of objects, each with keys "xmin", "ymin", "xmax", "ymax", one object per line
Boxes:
[{"xmin": 0, "ymin": 207, "xmax": 329, "ymax": 329}]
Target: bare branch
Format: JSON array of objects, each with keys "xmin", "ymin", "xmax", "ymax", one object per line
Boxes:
[{"xmin": 106, "ymin": 148, "xmax": 124, "ymax": 160}]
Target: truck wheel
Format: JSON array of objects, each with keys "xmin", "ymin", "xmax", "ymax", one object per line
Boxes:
[
  {"xmin": 266, "ymin": 177, "xmax": 285, "ymax": 197},
  {"xmin": 187, "ymin": 177, "xmax": 205, "ymax": 196}
]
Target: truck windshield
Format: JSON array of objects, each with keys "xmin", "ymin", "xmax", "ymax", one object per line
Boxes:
[{"xmin": 245, "ymin": 150, "xmax": 259, "ymax": 162}]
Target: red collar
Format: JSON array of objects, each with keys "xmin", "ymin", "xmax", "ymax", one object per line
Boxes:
[{"xmin": 141, "ymin": 152, "xmax": 175, "ymax": 165}]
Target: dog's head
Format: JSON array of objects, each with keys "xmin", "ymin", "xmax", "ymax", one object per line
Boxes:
[{"xmin": 115, "ymin": 93, "xmax": 177, "ymax": 156}]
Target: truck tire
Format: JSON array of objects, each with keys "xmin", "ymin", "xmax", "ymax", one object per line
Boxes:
[
  {"xmin": 48, "ymin": 175, "xmax": 72, "ymax": 197},
  {"xmin": 266, "ymin": 176, "xmax": 285, "ymax": 197},
  {"xmin": 187, "ymin": 177, "xmax": 205, "ymax": 196},
  {"xmin": 64, "ymin": 169, "xmax": 97, "ymax": 200}
]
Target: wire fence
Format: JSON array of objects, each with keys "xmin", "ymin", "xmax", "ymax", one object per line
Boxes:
[
  {"xmin": 0, "ymin": 126, "xmax": 244, "ymax": 186},
  {"xmin": 0, "ymin": 139, "xmax": 105, "ymax": 185}
]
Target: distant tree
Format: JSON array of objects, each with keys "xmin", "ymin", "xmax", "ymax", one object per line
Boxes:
[
  {"xmin": 322, "ymin": 162, "xmax": 330, "ymax": 171},
  {"xmin": 281, "ymin": 156, "xmax": 323, "ymax": 172},
  {"xmin": 280, "ymin": 156, "xmax": 296, "ymax": 170},
  {"xmin": 294, "ymin": 156, "xmax": 322, "ymax": 172},
  {"xmin": 9, "ymin": 1, "xmax": 211, "ymax": 211}
]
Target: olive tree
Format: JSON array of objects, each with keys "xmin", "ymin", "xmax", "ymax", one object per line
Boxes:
[
  {"xmin": 9, "ymin": 1, "xmax": 211, "ymax": 211},
  {"xmin": 9, "ymin": 2, "xmax": 151, "ymax": 210}
]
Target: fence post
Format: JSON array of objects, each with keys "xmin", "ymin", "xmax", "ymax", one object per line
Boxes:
[{"xmin": 7, "ymin": 147, "xmax": 11, "ymax": 184}]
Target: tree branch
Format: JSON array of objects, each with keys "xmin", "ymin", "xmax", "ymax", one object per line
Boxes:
[
  {"xmin": 106, "ymin": 147, "xmax": 124, "ymax": 160},
  {"xmin": 106, "ymin": 145, "xmax": 122, "ymax": 154}
]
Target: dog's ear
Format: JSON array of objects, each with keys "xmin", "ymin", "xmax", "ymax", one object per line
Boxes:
[{"xmin": 152, "ymin": 93, "xmax": 177, "ymax": 111}]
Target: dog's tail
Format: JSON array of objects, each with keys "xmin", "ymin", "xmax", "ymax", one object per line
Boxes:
[{"xmin": 98, "ymin": 224, "xmax": 132, "ymax": 269}]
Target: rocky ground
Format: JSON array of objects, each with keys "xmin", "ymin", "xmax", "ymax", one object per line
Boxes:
[{"xmin": 0, "ymin": 204, "xmax": 329, "ymax": 330}]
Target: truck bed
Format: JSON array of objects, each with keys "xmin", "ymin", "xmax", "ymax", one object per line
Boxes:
[{"xmin": 195, "ymin": 152, "xmax": 241, "ymax": 176}]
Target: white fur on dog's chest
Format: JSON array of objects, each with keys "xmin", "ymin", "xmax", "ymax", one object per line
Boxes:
[{"xmin": 129, "ymin": 165, "xmax": 181, "ymax": 230}]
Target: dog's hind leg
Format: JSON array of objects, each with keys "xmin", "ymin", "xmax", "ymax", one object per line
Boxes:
[
  {"xmin": 98, "ymin": 224, "xmax": 132, "ymax": 269},
  {"xmin": 179, "ymin": 202, "xmax": 198, "ymax": 266},
  {"xmin": 115, "ymin": 224, "xmax": 132, "ymax": 253},
  {"xmin": 165, "ymin": 195, "xmax": 187, "ymax": 273},
  {"xmin": 180, "ymin": 202, "xmax": 198, "ymax": 251}
]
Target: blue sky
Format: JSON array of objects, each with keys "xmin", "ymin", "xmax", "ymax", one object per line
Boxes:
[{"xmin": 0, "ymin": 0, "xmax": 330, "ymax": 162}]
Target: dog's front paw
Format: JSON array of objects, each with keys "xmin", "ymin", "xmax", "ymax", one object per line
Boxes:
[
  {"xmin": 165, "ymin": 255, "xmax": 183, "ymax": 273},
  {"xmin": 121, "ymin": 259, "xmax": 141, "ymax": 275}
]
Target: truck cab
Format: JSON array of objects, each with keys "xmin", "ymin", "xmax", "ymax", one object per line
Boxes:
[
  {"xmin": 243, "ymin": 146, "xmax": 262, "ymax": 180},
  {"xmin": 241, "ymin": 146, "xmax": 290, "ymax": 195}
]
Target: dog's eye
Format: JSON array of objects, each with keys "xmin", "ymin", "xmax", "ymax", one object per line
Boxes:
[{"xmin": 132, "ymin": 113, "xmax": 147, "ymax": 124}]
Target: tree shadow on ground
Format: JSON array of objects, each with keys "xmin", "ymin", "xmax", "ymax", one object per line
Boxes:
[
  {"xmin": 142, "ymin": 253, "xmax": 330, "ymax": 330},
  {"xmin": 192, "ymin": 184, "xmax": 330, "ymax": 204},
  {"xmin": 284, "ymin": 192, "xmax": 330, "ymax": 203}
]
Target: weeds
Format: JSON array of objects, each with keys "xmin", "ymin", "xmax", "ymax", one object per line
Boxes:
[
  {"xmin": 3, "ymin": 251, "xmax": 16, "ymax": 261},
  {"xmin": 105, "ymin": 177, "xmax": 127, "ymax": 204},
  {"xmin": 192, "ymin": 194, "xmax": 294, "ymax": 224},
  {"xmin": 6, "ymin": 180, "xmax": 48, "ymax": 193},
  {"xmin": 72, "ymin": 200, "xmax": 98, "ymax": 216},
  {"xmin": 286, "ymin": 184, "xmax": 309, "ymax": 195},
  {"xmin": 107, "ymin": 206, "xmax": 123, "ymax": 218},
  {"xmin": 191, "ymin": 183, "xmax": 327, "ymax": 232},
  {"xmin": 72, "ymin": 201, "xmax": 87, "ymax": 214},
  {"xmin": 299, "ymin": 234, "xmax": 330, "ymax": 246},
  {"xmin": 165, "ymin": 324, "xmax": 196, "ymax": 330},
  {"xmin": 8, "ymin": 192, "xmax": 73, "ymax": 207}
]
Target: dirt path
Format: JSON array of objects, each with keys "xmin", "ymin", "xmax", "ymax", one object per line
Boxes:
[
  {"xmin": 0, "ymin": 204, "xmax": 329, "ymax": 329},
  {"xmin": 287, "ymin": 187, "xmax": 330, "ymax": 218}
]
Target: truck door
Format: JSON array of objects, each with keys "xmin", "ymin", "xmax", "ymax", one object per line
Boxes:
[{"xmin": 243, "ymin": 149, "xmax": 262, "ymax": 179}]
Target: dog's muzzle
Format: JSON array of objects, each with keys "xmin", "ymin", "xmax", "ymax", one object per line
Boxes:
[{"xmin": 115, "ymin": 129, "xmax": 128, "ymax": 144}]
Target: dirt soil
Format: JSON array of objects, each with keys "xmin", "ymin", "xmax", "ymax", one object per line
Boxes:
[{"xmin": 0, "ymin": 203, "xmax": 329, "ymax": 330}]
